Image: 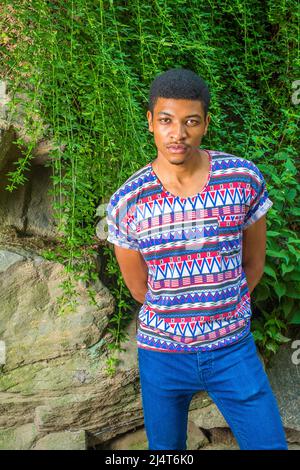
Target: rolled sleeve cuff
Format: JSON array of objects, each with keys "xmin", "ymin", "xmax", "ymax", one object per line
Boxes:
[
  {"xmin": 243, "ymin": 198, "xmax": 273, "ymax": 230},
  {"xmin": 106, "ymin": 234, "xmax": 140, "ymax": 251}
]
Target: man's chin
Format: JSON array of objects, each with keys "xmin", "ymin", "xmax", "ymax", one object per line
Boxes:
[
  {"xmin": 162, "ymin": 150, "xmax": 196, "ymax": 164},
  {"xmin": 168, "ymin": 159, "xmax": 187, "ymax": 165}
]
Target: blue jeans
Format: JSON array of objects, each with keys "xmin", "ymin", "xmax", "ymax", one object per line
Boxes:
[{"xmin": 137, "ymin": 332, "xmax": 288, "ymax": 450}]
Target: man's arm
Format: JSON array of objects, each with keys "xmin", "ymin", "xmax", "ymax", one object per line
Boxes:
[
  {"xmin": 242, "ymin": 215, "xmax": 267, "ymax": 295},
  {"xmin": 114, "ymin": 245, "xmax": 148, "ymax": 304}
]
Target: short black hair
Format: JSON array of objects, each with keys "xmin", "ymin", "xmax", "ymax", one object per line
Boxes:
[{"xmin": 148, "ymin": 68, "xmax": 210, "ymax": 118}]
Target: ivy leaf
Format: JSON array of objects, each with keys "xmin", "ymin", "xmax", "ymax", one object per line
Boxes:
[
  {"xmin": 289, "ymin": 311, "xmax": 300, "ymax": 324},
  {"xmin": 272, "ymin": 332, "xmax": 291, "ymax": 343},
  {"xmin": 281, "ymin": 263, "xmax": 295, "ymax": 276},
  {"xmin": 254, "ymin": 284, "xmax": 270, "ymax": 301},
  {"xmin": 267, "ymin": 249, "xmax": 289, "ymax": 264},
  {"xmin": 264, "ymin": 265, "xmax": 277, "ymax": 280},
  {"xmin": 274, "ymin": 282, "xmax": 286, "ymax": 299},
  {"xmin": 265, "ymin": 342, "xmax": 278, "ymax": 353},
  {"xmin": 266, "ymin": 231, "xmax": 281, "ymax": 237},
  {"xmin": 282, "ymin": 297, "xmax": 294, "ymax": 318}
]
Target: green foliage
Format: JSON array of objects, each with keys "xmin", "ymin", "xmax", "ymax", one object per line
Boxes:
[{"xmin": 0, "ymin": 0, "xmax": 299, "ymax": 370}]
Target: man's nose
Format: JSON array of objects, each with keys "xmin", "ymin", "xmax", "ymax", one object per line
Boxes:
[{"xmin": 170, "ymin": 123, "xmax": 187, "ymax": 140}]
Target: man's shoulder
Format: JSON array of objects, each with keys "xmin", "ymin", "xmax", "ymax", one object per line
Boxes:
[
  {"xmin": 212, "ymin": 150, "xmax": 254, "ymax": 167},
  {"xmin": 212, "ymin": 150, "xmax": 264, "ymax": 180},
  {"xmin": 107, "ymin": 163, "xmax": 152, "ymax": 207}
]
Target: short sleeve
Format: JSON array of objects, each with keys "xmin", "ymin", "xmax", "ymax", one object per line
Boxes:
[
  {"xmin": 105, "ymin": 191, "xmax": 140, "ymax": 251},
  {"xmin": 243, "ymin": 162, "xmax": 273, "ymax": 229}
]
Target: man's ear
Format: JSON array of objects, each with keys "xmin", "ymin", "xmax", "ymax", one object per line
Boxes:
[
  {"xmin": 147, "ymin": 110, "xmax": 153, "ymax": 133},
  {"xmin": 204, "ymin": 113, "xmax": 211, "ymax": 135}
]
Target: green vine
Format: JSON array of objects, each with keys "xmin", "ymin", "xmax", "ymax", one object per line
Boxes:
[{"xmin": 0, "ymin": 0, "xmax": 299, "ymax": 372}]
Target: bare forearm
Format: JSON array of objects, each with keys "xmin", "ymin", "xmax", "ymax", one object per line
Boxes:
[
  {"xmin": 114, "ymin": 246, "xmax": 149, "ymax": 305},
  {"xmin": 243, "ymin": 264, "xmax": 264, "ymax": 295},
  {"xmin": 131, "ymin": 284, "xmax": 148, "ymax": 304}
]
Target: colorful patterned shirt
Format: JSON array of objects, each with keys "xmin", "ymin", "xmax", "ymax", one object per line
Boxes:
[{"xmin": 104, "ymin": 150, "xmax": 273, "ymax": 353}]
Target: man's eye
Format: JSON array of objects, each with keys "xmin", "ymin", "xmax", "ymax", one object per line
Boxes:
[{"xmin": 159, "ymin": 118, "xmax": 200, "ymax": 125}]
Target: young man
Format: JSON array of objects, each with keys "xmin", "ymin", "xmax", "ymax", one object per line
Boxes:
[{"xmin": 104, "ymin": 68, "xmax": 288, "ymax": 450}]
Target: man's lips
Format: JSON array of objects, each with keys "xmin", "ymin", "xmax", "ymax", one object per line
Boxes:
[
  {"xmin": 167, "ymin": 144, "xmax": 188, "ymax": 153},
  {"xmin": 167, "ymin": 144, "xmax": 188, "ymax": 149}
]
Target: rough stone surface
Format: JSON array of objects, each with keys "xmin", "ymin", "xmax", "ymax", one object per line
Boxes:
[
  {"xmin": 202, "ymin": 442, "xmax": 240, "ymax": 450},
  {"xmin": 0, "ymin": 163, "xmax": 57, "ymax": 238},
  {"xmin": 33, "ymin": 430, "xmax": 87, "ymax": 450},
  {"xmin": 0, "ymin": 248, "xmax": 112, "ymax": 370},
  {"xmin": 104, "ymin": 427, "xmax": 148, "ymax": 450},
  {"xmin": 189, "ymin": 403, "xmax": 229, "ymax": 429},
  {"xmin": 0, "ymin": 248, "xmax": 149, "ymax": 447},
  {"xmin": 208, "ymin": 427, "xmax": 238, "ymax": 447},
  {"xmin": 101, "ymin": 421, "xmax": 208, "ymax": 451},
  {"xmin": 0, "ymin": 250, "xmax": 24, "ymax": 272},
  {"xmin": 285, "ymin": 428, "xmax": 300, "ymax": 444},
  {"xmin": 0, "ymin": 422, "xmax": 41, "ymax": 450},
  {"xmin": 267, "ymin": 328, "xmax": 300, "ymax": 432},
  {"xmin": 186, "ymin": 420, "xmax": 209, "ymax": 449}
]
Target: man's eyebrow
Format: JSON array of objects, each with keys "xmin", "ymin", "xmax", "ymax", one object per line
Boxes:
[{"xmin": 158, "ymin": 111, "xmax": 201, "ymax": 118}]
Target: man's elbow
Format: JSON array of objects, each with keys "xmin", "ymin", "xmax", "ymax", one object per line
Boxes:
[
  {"xmin": 126, "ymin": 280, "xmax": 148, "ymax": 304},
  {"xmin": 243, "ymin": 258, "xmax": 265, "ymax": 278},
  {"xmin": 256, "ymin": 264, "xmax": 265, "ymax": 282},
  {"xmin": 130, "ymin": 286, "xmax": 147, "ymax": 304}
]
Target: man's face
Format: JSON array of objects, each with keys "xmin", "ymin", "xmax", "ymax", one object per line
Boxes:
[{"xmin": 146, "ymin": 97, "xmax": 210, "ymax": 163}]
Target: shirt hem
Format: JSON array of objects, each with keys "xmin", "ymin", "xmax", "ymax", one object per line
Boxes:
[{"xmin": 136, "ymin": 321, "xmax": 251, "ymax": 353}]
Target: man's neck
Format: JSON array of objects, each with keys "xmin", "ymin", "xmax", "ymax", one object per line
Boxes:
[{"xmin": 153, "ymin": 149, "xmax": 207, "ymax": 185}]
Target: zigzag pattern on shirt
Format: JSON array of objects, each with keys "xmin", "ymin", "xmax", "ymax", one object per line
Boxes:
[
  {"xmin": 153, "ymin": 255, "xmax": 240, "ymax": 279},
  {"xmin": 139, "ymin": 299, "xmax": 251, "ymax": 338},
  {"xmin": 146, "ymin": 285, "xmax": 240, "ymax": 306},
  {"xmin": 136, "ymin": 187, "xmax": 251, "ymax": 218}
]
